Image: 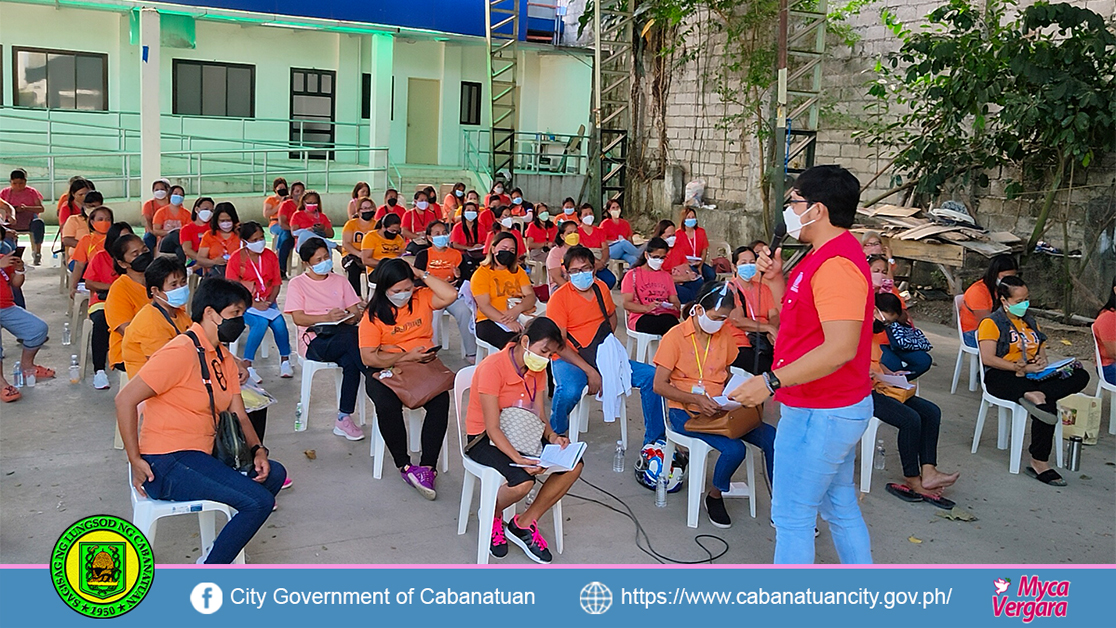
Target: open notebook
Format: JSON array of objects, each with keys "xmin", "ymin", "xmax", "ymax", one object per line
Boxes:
[{"xmin": 524, "ymin": 442, "xmax": 587, "ymax": 473}]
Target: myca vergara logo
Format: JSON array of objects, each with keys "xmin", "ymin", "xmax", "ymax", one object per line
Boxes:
[
  {"xmin": 992, "ymin": 575, "xmax": 1069, "ymax": 623},
  {"xmin": 51, "ymin": 515, "xmax": 154, "ymax": 619}
]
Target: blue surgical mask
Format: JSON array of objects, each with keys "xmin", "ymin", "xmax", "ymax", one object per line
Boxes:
[
  {"xmin": 163, "ymin": 285, "xmax": 190, "ymax": 308},
  {"xmin": 311, "ymin": 259, "xmax": 333, "ymax": 275},
  {"xmin": 431, "ymin": 234, "xmax": 450, "ymax": 248},
  {"xmin": 1006, "ymin": 300, "xmax": 1029, "ymax": 317},
  {"xmin": 170, "ymin": 194, "xmax": 184, "ymax": 206},
  {"xmin": 513, "ymin": 197, "xmax": 523, "ymax": 205},
  {"xmin": 570, "ymin": 271, "xmax": 594, "ymax": 291},
  {"xmin": 684, "ymin": 218, "xmax": 698, "ymax": 228},
  {"xmin": 736, "ymin": 263, "xmax": 757, "ymax": 281},
  {"xmin": 464, "ymin": 210, "xmax": 478, "ymax": 222}
]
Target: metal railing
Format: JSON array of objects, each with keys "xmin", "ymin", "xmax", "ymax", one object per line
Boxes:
[{"xmin": 462, "ymin": 129, "xmax": 589, "ymax": 181}]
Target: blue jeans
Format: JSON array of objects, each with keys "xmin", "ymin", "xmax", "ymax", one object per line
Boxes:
[
  {"xmin": 609, "ymin": 239, "xmax": 640, "ymax": 266},
  {"xmin": 668, "ymin": 408, "xmax": 776, "ymax": 492},
  {"xmin": 879, "ymin": 345, "xmax": 932, "ymax": 380},
  {"xmin": 276, "ymin": 230, "xmax": 294, "ymax": 272},
  {"xmin": 140, "ymin": 450, "xmax": 286, "ymax": 564},
  {"xmin": 773, "ymin": 394, "xmax": 874, "ymax": 564},
  {"xmin": 962, "ymin": 330, "xmax": 977, "ymax": 348},
  {"xmin": 142, "ymin": 231, "xmax": 157, "ymax": 254},
  {"xmin": 0, "ymin": 305, "xmax": 49, "ymax": 349},
  {"xmin": 596, "ymin": 268, "xmax": 617, "ymax": 289},
  {"xmin": 550, "ymin": 357, "xmax": 664, "ymax": 445},
  {"xmin": 1102, "ymin": 363, "xmax": 1115, "ymax": 386},
  {"xmin": 243, "ymin": 307, "xmax": 291, "ymax": 361}
]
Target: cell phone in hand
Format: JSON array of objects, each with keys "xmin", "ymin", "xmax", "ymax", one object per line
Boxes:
[
  {"xmin": 14, "ymin": 246, "xmax": 25, "ymax": 259},
  {"xmin": 425, "ymin": 345, "xmax": 442, "ymax": 354}
]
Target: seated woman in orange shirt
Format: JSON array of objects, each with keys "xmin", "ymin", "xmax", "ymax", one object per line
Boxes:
[
  {"xmin": 151, "ymin": 184, "xmax": 191, "ymax": 249},
  {"xmin": 197, "ymin": 202, "xmax": 242, "ymax": 277},
  {"xmin": 104, "ymin": 233, "xmax": 154, "ymax": 389},
  {"xmin": 116, "ymin": 278, "xmax": 285, "ymax": 564},
  {"xmin": 59, "ymin": 179, "xmax": 95, "ymax": 253},
  {"xmin": 180, "ymin": 197, "xmax": 218, "ymax": 275},
  {"xmin": 960, "ymin": 254, "xmax": 1018, "ymax": 347},
  {"xmin": 472, "ymin": 232, "xmax": 536, "ymax": 351},
  {"xmin": 81, "ymin": 221, "xmax": 130, "ymax": 389},
  {"xmin": 342, "ymin": 196, "xmax": 377, "ymax": 294},
  {"xmin": 465, "ymin": 317, "xmax": 581, "ymax": 563},
  {"xmin": 414, "ymin": 220, "xmax": 476, "ymax": 362},
  {"xmin": 360, "ymin": 258, "xmax": 459, "ymax": 500},
  {"xmin": 68, "ymin": 205, "xmax": 113, "ymax": 293},
  {"xmin": 361, "ymin": 212, "xmax": 405, "ymax": 273},
  {"xmin": 122, "ymin": 255, "xmax": 193, "ymax": 378}
]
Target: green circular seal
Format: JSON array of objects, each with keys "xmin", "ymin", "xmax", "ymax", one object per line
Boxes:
[{"xmin": 51, "ymin": 514, "xmax": 154, "ymax": 619}]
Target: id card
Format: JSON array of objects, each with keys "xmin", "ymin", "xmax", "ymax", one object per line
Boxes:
[{"xmin": 691, "ymin": 384, "xmax": 706, "ymax": 396}]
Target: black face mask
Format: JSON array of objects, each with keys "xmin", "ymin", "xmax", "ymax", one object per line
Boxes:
[
  {"xmin": 385, "ymin": 231, "xmax": 399, "ymax": 240},
  {"xmin": 276, "ymin": 187, "xmax": 289, "ymax": 197},
  {"xmin": 360, "ymin": 211, "xmax": 375, "ymax": 221},
  {"xmin": 217, "ymin": 315, "xmax": 246, "ymax": 343},
  {"xmin": 130, "ymin": 251, "xmax": 154, "ymax": 273},
  {"xmin": 495, "ymin": 250, "xmax": 516, "ymax": 267},
  {"xmin": 387, "ymin": 197, "xmax": 398, "ymax": 207},
  {"xmin": 872, "ymin": 319, "xmax": 886, "ymax": 334}
]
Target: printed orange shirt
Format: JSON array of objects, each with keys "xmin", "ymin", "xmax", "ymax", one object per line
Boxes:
[
  {"xmin": 546, "ymin": 279, "xmax": 616, "ymax": 348},
  {"xmin": 418, "ymin": 247, "xmax": 463, "ymax": 283},
  {"xmin": 654, "ymin": 317, "xmax": 737, "ymax": 410},
  {"xmin": 361, "ymin": 229, "xmax": 405, "ymax": 261},
  {"xmin": 136, "ymin": 324, "xmax": 242, "ymax": 455},
  {"xmin": 466, "ymin": 348, "xmax": 545, "ymax": 435},
  {"xmin": 470, "ymin": 264, "xmax": 531, "ymax": 322},
  {"xmin": 358, "ymin": 288, "xmax": 436, "ymax": 352},
  {"xmin": 152, "ymin": 205, "xmax": 192, "ymax": 233},
  {"xmin": 104, "ymin": 274, "xmax": 150, "ymax": 367}
]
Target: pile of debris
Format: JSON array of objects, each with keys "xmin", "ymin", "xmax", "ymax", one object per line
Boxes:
[{"xmin": 854, "ymin": 203, "xmax": 1023, "ymax": 260}]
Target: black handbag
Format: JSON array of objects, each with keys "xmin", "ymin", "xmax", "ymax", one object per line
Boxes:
[{"xmin": 185, "ymin": 331, "xmax": 254, "ymax": 473}]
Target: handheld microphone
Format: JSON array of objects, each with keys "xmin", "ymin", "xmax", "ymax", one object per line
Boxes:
[{"xmin": 769, "ymin": 222, "xmax": 788, "ymax": 255}]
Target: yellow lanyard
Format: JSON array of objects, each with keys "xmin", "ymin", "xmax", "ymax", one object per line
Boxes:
[{"xmin": 689, "ymin": 328, "xmax": 712, "ymax": 387}]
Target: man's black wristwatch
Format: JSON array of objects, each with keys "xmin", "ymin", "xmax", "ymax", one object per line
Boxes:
[
  {"xmin": 762, "ymin": 371, "xmax": 782, "ymax": 395},
  {"xmin": 250, "ymin": 444, "xmax": 269, "ymax": 458}
]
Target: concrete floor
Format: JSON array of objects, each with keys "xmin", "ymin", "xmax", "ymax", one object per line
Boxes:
[{"xmin": 1, "ymin": 258, "xmax": 1113, "ymax": 565}]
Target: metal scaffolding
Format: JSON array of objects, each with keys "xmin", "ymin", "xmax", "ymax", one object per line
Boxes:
[
  {"xmin": 485, "ymin": 0, "xmax": 520, "ymax": 181},
  {"xmin": 774, "ymin": 0, "xmax": 827, "ymax": 204},
  {"xmin": 591, "ymin": 0, "xmax": 634, "ymax": 210}
]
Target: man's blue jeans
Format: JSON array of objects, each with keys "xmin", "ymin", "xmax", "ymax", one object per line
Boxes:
[
  {"xmin": 550, "ymin": 357, "xmax": 664, "ymax": 445},
  {"xmin": 243, "ymin": 307, "xmax": 292, "ymax": 361},
  {"xmin": 141, "ymin": 450, "xmax": 286, "ymax": 564},
  {"xmin": 609, "ymin": 239, "xmax": 641, "ymax": 266},
  {"xmin": 668, "ymin": 408, "xmax": 776, "ymax": 492},
  {"xmin": 772, "ymin": 394, "xmax": 873, "ymax": 564}
]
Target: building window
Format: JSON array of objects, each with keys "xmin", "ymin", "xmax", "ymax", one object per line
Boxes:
[
  {"xmin": 361, "ymin": 73, "xmax": 371, "ymax": 119},
  {"xmin": 460, "ymin": 81, "xmax": 482, "ymax": 125},
  {"xmin": 13, "ymin": 46, "xmax": 108, "ymax": 110},
  {"xmin": 172, "ymin": 60, "xmax": 255, "ymax": 117}
]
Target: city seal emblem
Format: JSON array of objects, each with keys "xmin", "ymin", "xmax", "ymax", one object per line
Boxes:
[{"xmin": 51, "ymin": 515, "xmax": 154, "ymax": 618}]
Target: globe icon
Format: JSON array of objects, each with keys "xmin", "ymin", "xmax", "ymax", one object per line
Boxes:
[{"xmin": 579, "ymin": 581, "xmax": 612, "ymax": 615}]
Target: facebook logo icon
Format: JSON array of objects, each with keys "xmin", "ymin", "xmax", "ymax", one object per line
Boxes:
[{"xmin": 190, "ymin": 582, "xmax": 223, "ymax": 614}]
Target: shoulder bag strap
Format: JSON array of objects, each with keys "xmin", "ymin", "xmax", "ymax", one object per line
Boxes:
[
  {"xmin": 153, "ymin": 303, "xmax": 184, "ymax": 336},
  {"xmin": 185, "ymin": 330, "xmax": 219, "ymax": 428}
]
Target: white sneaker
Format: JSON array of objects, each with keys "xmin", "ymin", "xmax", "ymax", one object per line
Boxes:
[
  {"xmin": 247, "ymin": 367, "xmax": 262, "ymax": 383},
  {"xmin": 279, "ymin": 361, "xmax": 294, "ymax": 378},
  {"xmin": 93, "ymin": 370, "xmax": 110, "ymax": 390}
]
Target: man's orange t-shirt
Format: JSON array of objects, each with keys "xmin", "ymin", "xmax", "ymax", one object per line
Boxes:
[
  {"xmin": 546, "ymin": 279, "xmax": 616, "ymax": 348},
  {"xmin": 961, "ymin": 279, "xmax": 994, "ymax": 333},
  {"xmin": 199, "ymin": 232, "xmax": 243, "ymax": 260},
  {"xmin": 136, "ymin": 324, "xmax": 242, "ymax": 455},
  {"xmin": 654, "ymin": 317, "xmax": 736, "ymax": 409},
  {"xmin": 466, "ymin": 347, "xmax": 545, "ymax": 435},
  {"xmin": 152, "ymin": 206, "xmax": 192, "ymax": 233},
  {"xmin": 122, "ymin": 303, "xmax": 192, "ymax": 377},
  {"xmin": 358, "ymin": 288, "xmax": 436, "ymax": 352},
  {"xmin": 104, "ymin": 274, "xmax": 150, "ymax": 367}
]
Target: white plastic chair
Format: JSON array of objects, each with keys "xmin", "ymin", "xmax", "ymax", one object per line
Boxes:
[
  {"xmin": 70, "ymin": 290, "xmax": 89, "ymax": 334},
  {"xmin": 622, "ymin": 312, "xmax": 662, "ymax": 364},
  {"xmin": 1092, "ymin": 335, "xmax": 1116, "ymax": 435},
  {"xmin": 369, "ymin": 407, "xmax": 449, "ymax": 479},
  {"xmin": 660, "ymin": 402, "xmax": 758, "ymax": 528},
  {"xmin": 453, "ymin": 367, "xmax": 564, "ymax": 564},
  {"xmin": 432, "ymin": 309, "xmax": 467, "ymax": 358},
  {"xmin": 128, "ymin": 465, "xmax": 245, "ymax": 564},
  {"xmin": 475, "ymin": 336, "xmax": 500, "ymax": 362},
  {"xmin": 78, "ymin": 318, "xmax": 94, "ymax": 381},
  {"xmin": 951, "ymin": 294, "xmax": 981, "ymax": 394},
  {"xmin": 568, "ymin": 385, "xmax": 629, "ymax": 451},
  {"xmin": 296, "ymin": 356, "xmax": 366, "ymax": 431},
  {"xmin": 972, "ymin": 356, "xmax": 1063, "ymax": 474},
  {"xmin": 857, "ymin": 416, "xmax": 883, "ymax": 493}
]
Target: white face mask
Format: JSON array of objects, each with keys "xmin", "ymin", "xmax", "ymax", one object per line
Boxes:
[
  {"xmin": 783, "ymin": 202, "xmax": 818, "ymax": 240},
  {"xmin": 416, "ymin": 201, "xmax": 429, "ymax": 210},
  {"xmin": 247, "ymin": 240, "xmax": 267, "ymax": 254},
  {"xmin": 152, "ymin": 189, "xmax": 168, "ymax": 200},
  {"xmin": 581, "ymin": 214, "xmax": 594, "ymax": 226},
  {"xmin": 693, "ymin": 307, "xmax": 725, "ymax": 334},
  {"xmin": 646, "ymin": 257, "xmax": 664, "ymax": 271},
  {"xmin": 500, "ymin": 217, "xmax": 514, "ymax": 228},
  {"xmin": 219, "ymin": 221, "xmax": 235, "ymax": 232},
  {"xmin": 388, "ymin": 291, "xmax": 412, "ymax": 307},
  {"xmin": 197, "ymin": 209, "xmax": 213, "ymax": 222},
  {"xmin": 609, "ymin": 209, "xmax": 621, "ymax": 219},
  {"xmin": 664, "ymin": 235, "xmax": 677, "ymax": 248}
]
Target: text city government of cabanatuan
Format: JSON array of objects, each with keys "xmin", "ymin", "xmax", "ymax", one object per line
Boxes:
[{"xmin": 229, "ymin": 587, "xmax": 536, "ymax": 608}]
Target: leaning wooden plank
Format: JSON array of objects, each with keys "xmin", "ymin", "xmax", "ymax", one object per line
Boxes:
[
  {"xmin": 957, "ymin": 240, "xmax": 1012, "ymax": 257},
  {"xmin": 987, "ymin": 231, "xmax": 1022, "ymax": 244},
  {"xmin": 888, "ymin": 238, "xmax": 965, "ymax": 266},
  {"xmin": 898, "ymin": 224, "xmax": 959, "ymax": 240}
]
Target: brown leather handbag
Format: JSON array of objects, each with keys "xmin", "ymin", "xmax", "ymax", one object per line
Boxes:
[
  {"xmin": 683, "ymin": 404, "xmax": 764, "ymax": 439},
  {"xmin": 375, "ymin": 358, "xmax": 456, "ymax": 409}
]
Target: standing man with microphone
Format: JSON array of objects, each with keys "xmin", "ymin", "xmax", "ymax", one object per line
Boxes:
[{"xmin": 730, "ymin": 165, "xmax": 874, "ymax": 564}]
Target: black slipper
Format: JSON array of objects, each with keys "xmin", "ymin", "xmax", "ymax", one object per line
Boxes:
[
  {"xmin": 1025, "ymin": 466, "xmax": 1067, "ymax": 486},
  {"xmin": 916, "ymin": 492, "xmax": 956, "ymax": 510},
  {"xmin": 885, "ymin": 483, "xmax": 923, "ymax": 503}
]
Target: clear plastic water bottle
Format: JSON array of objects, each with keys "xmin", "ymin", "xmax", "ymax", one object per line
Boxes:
[
  {"xmin": 655, "ymin": 470, "xmax": 668, "ymax": 508},
  {"xmin": 12, "ymin": 361, "xmax": 23, "ymax": 389},
  {"xmin": 612, "ymin": 440, "xmax": 625, "ymax": 472},
  {"xmin": 62, "ymin": 322, "xmax": 71, "ymax": 346},
  {"xmin": 874, "ymin": 439, "xmax": 886, "ymax": 471},
  {"xmin": 294, "ymin": 402, "xmax": 303, "ymax": 431},
  {"xmin": 70, "ymin": 355, "xmax": 80, "ymax": 384}
]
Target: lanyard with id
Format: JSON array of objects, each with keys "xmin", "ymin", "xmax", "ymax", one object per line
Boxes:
[{"xmin": 689, "ymin": 330, "xmax": 713, "ymax": 396}]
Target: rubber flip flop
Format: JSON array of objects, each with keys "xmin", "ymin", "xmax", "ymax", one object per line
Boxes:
[
  {"xmin": 1020, "ymin": 398, "xmax": 1058, "ymax": 425},
  {"xmin": 916, "ymin": 492, "xmax": 956, "ymax": 510},
  {"xmin": 1025, "ymin": 466, "xmax": 1066, "ymax": 487},
  {"xmin": 1, "ymin": 385, "xmax": 21, "ymax": 403},
  {"xmin": 885, "ymin": 483, "xmax": 923, "ymax": 503}
]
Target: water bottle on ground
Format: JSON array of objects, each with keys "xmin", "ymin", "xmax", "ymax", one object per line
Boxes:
[
  {"xmin": 294, "ymin": 402, "xmax": 303, "ymax": 431},
  {"xmin": 655, "ymin": 469, "xmax": 668, "ymax": 507},
  {"xmin": 69, "ymin": 355, "xmax": 80, "ymax": 384},
  {"xmin": 12, "ymin": 361, "xmax": 23, "ymax": 389},
  {"xmin": 612, "ymin": 440, "xmax": 625, "ymax": 472},
  {"xmin": 62, "ymin": 322, "xmax": 71, "ymax": 346},
  {"xmin": 874, "ymin": 439, "xmax": 886, "ymax": 471}
]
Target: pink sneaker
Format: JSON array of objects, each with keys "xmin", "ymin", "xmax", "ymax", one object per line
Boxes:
[
  {"xmin": 333, "ymin": 415, "xmax": 364, "ymax": 441},
  {"xmin": 281, "ymin": 477, "xmax": 293, "ymax": 490}
]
